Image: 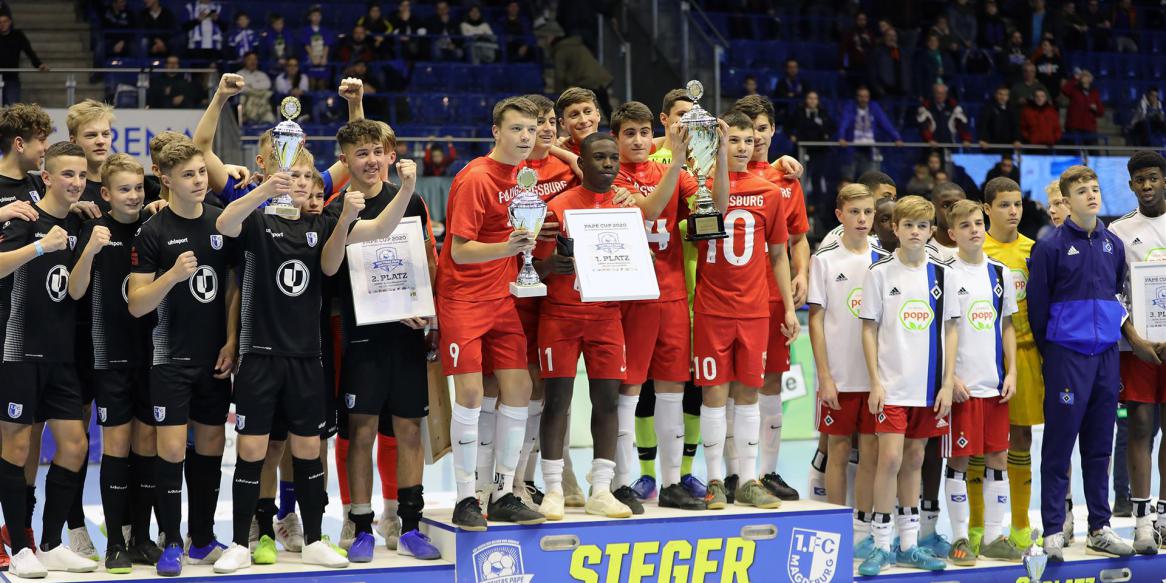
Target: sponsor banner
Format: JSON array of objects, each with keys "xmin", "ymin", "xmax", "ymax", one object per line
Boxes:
[{"xmin": 45, "ymin": 108, "xmax": 202, "ymax": 171}]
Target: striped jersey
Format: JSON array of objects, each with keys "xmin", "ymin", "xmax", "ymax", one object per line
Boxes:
[
  {"xmin": 0, "ymin": 209, "xmax": 81, "ymax": 362},
  {"xmin": 949, "ymin": 254, "xmax": 1018, "ymax": 397}
]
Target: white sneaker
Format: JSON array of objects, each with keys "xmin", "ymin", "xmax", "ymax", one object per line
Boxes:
[
  {"xmin": 376, "ymin": 514, "xmax": 401, "ymax": 550},
  {"xmin": 248, "ymin": 517, "xmax": 259, "ymax": 550},
  {"xmin": 212, "ymin": 543, "xmax": 251, "ymax": 574},
  {"xmin": 562, "ymin": 469, "xmax": 586, "ymax": 508},
  {"xmin": 10, "ymin": 547, "xmax": 47, "ymax": 578},
  {"xmin": 1134, "ymin": 522, "xmax": 1160, "ymax": 555},
  {"xmin": 302, "ymin": 540, "xmax": 349, "ymax": 568},
  {"xmin": 539, "ymin": 490, "xmax": 565, "ymax": 521},
  {"xmin": 66, "ymin": 526, "xmax": 98, "ymax": 561},
  {"xmin": 339, "ymin": 518, "xmax": 356, "ymax": 550},
  {"xmin": 38, "ymin": 544, "xmax": 98, "ymax": 573},
  {"xmin": 584, "ymin": 490, "xmax": 632, "ymax": 519},
  {"xmin": 515, "ymin": 486, "xmax": 538, "ymax": 511},
  {"xmin": 476, "ymin": 488, "xmax": 492, "ymax": 517},
  {"xmin": 275, "ymin": 513, "xmax": 305, "ymax": 552}
]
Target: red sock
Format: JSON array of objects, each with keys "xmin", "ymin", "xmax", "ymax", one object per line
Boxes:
[
  {"xmin": 335, "ymin": 437, "xmax": 351, "ymax": 506},
  {"xmin": 376, "ymin": 434, "xmax": 398, "ymax": 501}
]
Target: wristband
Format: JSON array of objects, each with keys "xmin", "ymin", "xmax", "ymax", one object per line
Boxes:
[{"xmin": 33, "ymin": 242, "xmax": 44, "ymax": 257}]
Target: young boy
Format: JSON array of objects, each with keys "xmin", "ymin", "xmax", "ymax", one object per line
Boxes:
[
  {"xmin": 65, "ymin": 99, "xmax": 116, "ymax": 216},
  {"xmin": 304, "ymin": 171, "xmax": 326, "ymax": 215},
  {"xmin": 942, "ymin": 199, "xmax": 1022, "ymax": 565},
  {"xmin": 926, "ymin": 182, "xmax": 964, "ymax": 262},
  {"xmin": 820, "ymin": 171, "xmax": 898, "ymax": 249},
  {"xmin": 0, "ymin": 103, "xmax": 51, "ymax": 207},
  {"xmin": 1045, "ymin": 181, "xmax": 1068, "ymax": 227},
  {"xmin": 807, "ymin": 184, "xmax": 887, "ymax": 557},
  {"xmin": 857, "ymin": 195, "xmax": 958, "ymax": 575},
  {"xmin": 557, "ymin": 87, "xmax": 602, "ymax": 156},
  {"xmin": 1109, "ymin": 151, "xmax": 1166, "ymax": 553},
  {"xmin": 1029, "ymin": 166, "xmax": 1134, "ymax": 560},
  {"xmin": 0, "ymin": 142, "xmax": 97, "ymax": 578},
  {"xmin": 649, "ymin": 89, "xmax": 693, "ymax": 161}
]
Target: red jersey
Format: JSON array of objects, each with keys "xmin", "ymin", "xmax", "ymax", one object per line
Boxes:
[
  {"xmin": 748, "ymin": 161, "xmax": 809, "ymax": 302},
  {"xmin": 437, "ymin": 156, "xmax": 526, "ymax": 301},
  {"xmin": 534, "ymin": 185, "xmax": 626, "ymax": 320},
  {"xmin": 519, "ymin": 154, "xmax": 578, "ymax": 201},
  {"xmin": 613, "ymin": 161, "xmax": 699, "ymax": 302},
  {"xmin": 694, "ymin": 172, "xmax": 788, "ymax": 318}
]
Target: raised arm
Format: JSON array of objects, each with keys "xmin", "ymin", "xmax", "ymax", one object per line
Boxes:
[
  {"xmin": 347, "ymin": 161, "xmax": 418, "ymax": 245},
  {"xmin": 216, "ymin": 173, "xmax": 289, "ymax": 237},
  {"xmin": 327, "ymin": 78, "xmax": 367, "ymax": 184},
  {"xmin": 636, "ymin": 122, "xmax": 691, "ymax": 220},
  {"xmin": 195, "ymin": 73, "xmax": 246, "ymax": 193}
]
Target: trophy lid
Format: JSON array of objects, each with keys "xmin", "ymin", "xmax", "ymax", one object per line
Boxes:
[
  {"xmin": 516, "ymin": 167, "xmax": 538, "ymax": 190},
  {"xmin": 679, "ymin": 80, "xmax": 716, "ymax": 126},
  {"xmin": 279, "ymin": 96, "xmax": 302, "ymax": 121}
]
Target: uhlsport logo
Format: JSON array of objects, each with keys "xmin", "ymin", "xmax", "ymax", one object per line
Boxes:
[
  {"xmin": 473, "ymin": 539, "xmax": 532, "ymax": 583},
  {"xmin": 967, "ymin": 300, "xmax": 997, "ymax": 331},
  {"xmin": 846, "ymin": 287, "xmax": 863, "ymax": 318},
  {"xmin": 898, "ymin": 299, "xmax": 934, "ymax": 331},
  {"xmin": 787, "ymin": 528, "xmax": 840, "ymax": 583},
  {"xmin": 1011, "ymin": 268, "xmax": 1028, "ymax": 301}
]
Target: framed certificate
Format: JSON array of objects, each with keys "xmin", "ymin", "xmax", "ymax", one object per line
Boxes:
[
  {"xmin": 1130, "ymin": 261, "xmax": 1166, "ymax": 342},
  {"xmin": 346, "ymin": 216, "xmax": 435, "ymax": 325},
  {"xmin": 563, "ymin": 208, "xmax": 660, "ymax": 302}
]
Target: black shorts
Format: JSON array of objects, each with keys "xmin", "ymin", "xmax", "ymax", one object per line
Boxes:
[
  {"xmin": 94, "ymin": 367, "xmax": 152, "ymax": 427},
  {"xmin": 0, "ymin": 362, "xmax": 84, "ymax": 424},
  {"xmin": 149, "ymin": 364, "xmax": 232, "ymax": 426},
  {"xmin": 75, "ymin": 325, "xmax": 96, "ymax": 404},
  {"xmin": 340, "ymin": 334, "xmax": 429, "ymax": 421},
  {"xmin": 233, "ymin": 354, "xmax": 325, "ymax": 438}
]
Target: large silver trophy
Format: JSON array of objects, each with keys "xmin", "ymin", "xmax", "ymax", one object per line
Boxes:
[
  {"xmin": 1022, "ymin": 531, "xmax": 1048, "ymax": 583},
  {"xmin": 681, "ymin": 80, "xmax": 727, "ymax": 240},
  {"xmin": 267, "ymin": 96, "xmax": 304, "ymax": 220},
  {"xmin": 508, "ymin": 167, "xmax": 547, "ymax": 297}
]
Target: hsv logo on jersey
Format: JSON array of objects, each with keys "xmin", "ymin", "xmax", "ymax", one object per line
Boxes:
[
  {"xmin": 276, "ymin": 260, "xmax": 310, "ymax": 297},
  {"xmin": 189, "ymin": 266, "xmax": 218, "ymax": 303},
  {"xmin": 45, "ymin": 265, "xmax": 69, "ymax": 302},
  {"xmin": 966, "ymin": 300, "xmax": 997, "ymax": 331},
  {"xmin": 898, "ymin": 299, "xmax": 934, "ymax": 331}
]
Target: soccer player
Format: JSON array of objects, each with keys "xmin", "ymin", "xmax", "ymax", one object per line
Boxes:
[
  {"xmin": 1046, "ymin": 181, "xmax": 1068, "ymax": 227},
  {"xmin": 819, "ymin": 170, "xmax": 897, "ymax": 249},
  {"xmin": 694, "ymin": 111, "xmax": 796, "ymax": 510},
  {"xmin": 1109, "ymin": 151, "xmax": 1166, "ymax": 553},
  {"xmin": 874, "ymin": 197, "xmax": 897, "ymax": 252},
  {"xmin": 1029, "ymin": 166, "xmax": 1134, "ymax": 560},
  {"xmin": 0, "ymin": 103, "xmax": 51, "ymax": 207},
  {"xmin": 808, "ymin": 184, "xmax": 887, "ymax": 557},
  {"xmin": 926, "ymin": 182, "xmax": 964, "ymax": 262},
  {"xmin": 557, "ymin": 87, "xmax": 602, "ymax": 156},
  {"xmin": 982, "ymin": 177, "xmax": 1043, "ymax": 551},
  {"xmin": 304, "ymin": 171, "xmax": 326, "ymax": 215},
  {"xmin": 649, "ymin": 89, "xmax": 693, "ymax": 161},
  {"xmin": 127, "ymin": 141, "xmax": 239, "ymax": 576},
  {"xmin": 857, "ymin": 195, "xmax": 957, "ymax": 575},
  {"xmin": 942, "ymin": 199, "xmax": 1022, "ymax": 565},
  {"xmin": 0, "ymin": 142, "xmax": 97, "ymax": 577},
  {"xmin": 64, "ymin": 99, "xmax": 114, "ymax": 217},
  {"xmin": 437, "ymin": 96, "xmax": 545, "ymax": 530}
]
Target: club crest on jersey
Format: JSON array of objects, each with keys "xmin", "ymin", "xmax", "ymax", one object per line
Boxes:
[
  {"xmin": 956, "ymin": 435, "xmax": 969, "ymax": 449},
  {"xmin": 210, "ymin": 234, "xmax": 223, "ymax": 250},
  {"xmin": 1103, "ymin": 240, "xmax": 1113, "ymax": 254},
  {"xmin": 236, "ymin": 414, "xmax": 246, "ymax": 430},
  {"xmin": 877, "ymin": 412, "xmax": 887, "ymax": 424},
  {"xmin": 189, "ymin": 266, "xmax": 218, "ymax": 303},
  {"xmin": 1060, "ymin": 389, "xmax": 1075, "ymax": 405},
  {"xmin": 153, "ymin": 406, "xmax": 166, "ymax": 422},
  {"xmin": 306, "ymin": 232, "xmax": 318, "ymax": 247},
  {"xmin": 28, "ymin": 191, "xmax": 39, "ymax": 203},
  {"xmin": 67, "ymin": 236, "xmax": 76, "ymax": 250},
  {"xmin": 6, "ymin": 403, "xmax": 21, "ymax": 419},
  {"xmin": 46, "ymin": 265, "xmax": 69, "ymax": 302},
  {"xmin": 345, "ymin": 393, "xmax": 356, "ymax": 409},
  {"xmin": 823, "ymin": 414, "xmax": 834, "ymax": 426},
  {"xmin": 276, "ymin": 260, "xmax": 310, "ymax": 297}
]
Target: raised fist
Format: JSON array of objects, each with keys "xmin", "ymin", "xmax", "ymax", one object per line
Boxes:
[
  {"xmin": 339, "ymin": 78, "xmax": 364, "ymax": 102},
  {"xmin": 341, "ymin": 190, "xmax": 366, "ymax": 223},
  {"xmin": 169, "ymin": 250, "xmax": 199, "ymax": 281},
  {"xmin": 41, "ymin": 226, "xmax": 68, "ymax": 253},
  {"xmin": 397, "ymin": 159, "xmax": 417, "ymax": 186},
  {"xmin": 86, "ymin": 225, "xmax": 111, "ymax": 254},
  {"xmin": 218, "ymin": 73, "xmax": 245, "ymax": 97}
]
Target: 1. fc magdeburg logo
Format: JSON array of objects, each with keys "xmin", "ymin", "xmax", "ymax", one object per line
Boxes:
[
  {"xmin": 787, "ymin": 528, "xmax": 840, "ymax": 583},
  {"xmin": 276, "ymin": 260, "xmax": 310, "ymax": 297},
  {"xmin": 46, "ymin": 265, "xmax": 69, "ymax": 302},
  {"xmin": 189, "ymin": 266, "xmax": 218, "ymax": 303}
]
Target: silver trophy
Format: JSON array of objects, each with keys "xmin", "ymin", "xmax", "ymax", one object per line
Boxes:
[
  {"xmin": 680, "ymin": 80, "xmax": 726, "ymax": 240},
  {"xmin": 508, "ymin": 167, "xmax": 547, "ymax": 298},
  {"xmin": 1022, "ymin": 530, "xmax": 1048, "ymax": 583},
  {"xmin": 266, "ymin": 96, "xmax": 304, "ymax": 220}
]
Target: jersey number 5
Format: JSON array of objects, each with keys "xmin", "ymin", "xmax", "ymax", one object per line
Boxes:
[{"xmin": 704, "ymin": 209, "xmax": 755, "ymax": 266}]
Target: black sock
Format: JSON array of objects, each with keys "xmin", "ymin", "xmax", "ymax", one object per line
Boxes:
[
  {"xmin": 183, "ymin": 447, "xmax": 200, "ymax": 543},
  {"xmin": 397, "ymin": 484, "xmax": 424, "ymax": 534},
  {"xmin": 157, "ymin": 459, "xmax": 184, "ymax": 546},
  {"xmin": 100, "ymin": 455, "xmax": 131, "ymax": 547},
  {"xmin": 350, "ymin": 509, "xmax": 374, "ymax": 535},
  {"xmin": 66, "ymin": 441, "xmax": 89, "ymax": 530},
  {"xmin": 0, "ymin": 460, "xmax": 29, "ymax": 552},
  {"xmin": 256, "ymin": 498, "xmax": 277, "ymax": 540},
  {"xmin": 186, "ymin": 452, "xmax": 223, "ymax": 547},
  {"xmin": 231, "ymin": 459, "xmax": 263, "ymax": 547},
  {"xmin": 128, "ymin": 452, "xmax": 156, "ymax": 545},
  {"xmin": 41, "ymin": 464, "xmax": 82, "ymax": 551},
  {"xmin": 292, "ymin": 456, "xmax": 325, "ymax": 545},
  {"xmin": 24, "ymin": 485, "xmax": 35, "ymax": 528}
]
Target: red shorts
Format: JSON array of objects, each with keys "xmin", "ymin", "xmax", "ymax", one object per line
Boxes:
[
  {"xmin": 817, "ymin": 392, "xmax": 876, "ymax": 435},
  {"xmin": 765, "ymin": 300, "xmax": 792, "ymax": 374},
  {"xmin": 515, "ymin": 297, "xmax": 542, "ymax": 366},
  {"xmin": 621, "ymin": 300, "xmax": 691, "ymax": 385},
  {"xmin": 692, "ymin": 314, "xmax": 768, "ymax": 388},
  {"xmin": 1119, "ymin": 351, "xmax": 1166, "ymax": 404},
  {"xmin": 942, "ymin": 396, "xmax": 1010, "ymax": 457},
  {"xmin": 876, "ymin": 405, "xmax": 951, "ymax": 439},
  {"xmin": 538, "ymin": 316, "xmax": 626, "ymax": 380},
  {"xmin": 437, "ymin": 296, "xmax": 527, "ymax": 375}
]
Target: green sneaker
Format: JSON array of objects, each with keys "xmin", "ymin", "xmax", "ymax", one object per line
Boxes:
[
  {"xmin": 969, "ymin": 526, "xmax": 984, "ymax": 555},
  {"xmin": 1010, "ymin": 526, "xmax": 1041, "ymax": 550},
  {"xmin": 733, "ymin": 479, "xmax": 782, "ymax": 509},
  {"xmin": 705, "ymin": 480, "xmax": 728, "ymax": 510},
  {"xmin": 322, "ymin": 535, "xmax": 348, "ymax": 558},
  {"xmin": 980, "ymin": 535, "xmax": 1024, "ymax": 562},
  {"xmin": 949, "ymin": 537, "xmax": 976, "ymax": 566},
  {"xmin": 252, "ymin": 535, "xmax": 277, "ymax": 565}
]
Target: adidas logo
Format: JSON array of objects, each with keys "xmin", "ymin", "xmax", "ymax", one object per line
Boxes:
[
  {"xmin": 958, "ymin": 287, "xmax": 969, "ymax": 295},
  {"xmin": 936, "ymin": 418, "xmax": 949, "ymax": 428},
  {"xmin": 1133, "ymin": 237, "xmax": 1142, "ymax": 245},
  {"xmin": 889, "ymin": 287, "xmax": 901, "ymax": 296},
  {"xmin": 835, "ymin": 273, "xmax": 848, "ymax": 282},
  {"xmin": 1067, "ymin": 245, "xmax": 1080, "ymax": 256}
]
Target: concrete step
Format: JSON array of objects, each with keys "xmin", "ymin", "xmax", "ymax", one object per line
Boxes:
[{"xmin": 9, "ymin": 3, "xmax": 80, "ymax": 18}]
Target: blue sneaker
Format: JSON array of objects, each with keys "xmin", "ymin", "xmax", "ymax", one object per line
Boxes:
[
  {"xmin": 348, "ymin": 531, "xmax": 375, "ymax": 563},
  {"xmin": 857, "ymin": 547, "xmax": 893, "ymax": 576},
  {"xmin": 185, "ymin": 539, "xmax": 227, "ymax": 565},
  {"xmin": 397, "ymin": 530, "xmax": 440, "ymax": 560},
  {"xmin": 854, "ymin": 537, "xmax": 876, "ymax": 561},
  {"xmin": 920, "ymin": 533, "xmax": 953, "ymax": 558},
  {"xmin": 895, "ymin": 545, "xmax": 947, "ymax": 571},
  {"xmin": 630, "ymin": 476, "xmax": 657, "ymax": 501},
  {"xmin": 156, "ymin": 543, "xmax": 183, "ymax": 577},
  {"xmin": 680, "ymin": 474, "xmax": 707, "ymax": 499}
]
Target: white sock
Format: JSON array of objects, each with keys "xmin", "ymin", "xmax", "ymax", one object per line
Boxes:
[
  {"xmin": 758, "ymin": 394, "xmax": 782, "ymax": 475},
  {"xmin": 872, "ymin": 512, "xmax": 894, "ymax": 552},
  {"xmin": 524, "ymin": 400, "xmax": 543, "ymax": 483},
  {"xmin": 809, "ymin": 449, "xmax": 828, "ymax": 501},
  {"xmin": 846, "ymin": 448, "xmax": 859, "ymax": 507},
  {"xmin": 945, "ymin": 468, "xmax": 970, "ymax": 541},
  {"xmin": 542, "ymin": 457, "xmax": 564, "ymax": 496},
  {"xmin": 984, "ymin": 469, "xmax": 1009, "ymax": 542},
  {"xmin": 1157, "ymin": 501, "xmax": 1166, "ymax": 530},
  {"xmin": 733, "ymin": 403, "xmax": 761, "ymax": 483},
  {"xmin": 854, "ymin": 511, "xmax": 872, "ymax": 543},
  {"xmin": 724, "ymin": 398, "xmax": 738, "ymax": 477},
  {"xmin": 514, "ymin": 399, "xmax": 542, "ymax": 489},
  {"xmin": 614, "ymin": 394, "xmax": 639, "ymax": 489},
  {"xmin": 451, "ymin": 403, "xmax": 481, "ymax": 501},
  {"xmin": 589, "ymin": 458, "xmax": 616, "ymax": 493},
  {"xmin": 475, "ymin": 397, "xmax": 497, "ymax": 492},
  {"xmin": 655, "ymin": 393, "xmax": 684, "ymax": 487},
  {"xmin": 491, "ymin": 404, "xmax": 527, "ymax": 502},
  {"xmin": 383, "ymin": 499, "xmax": 398, "ymax": 521},
  {"xmin": 701, "ymin": 405, "xmax": 727, "ymax": 482},
  {"xmin": 897, "ymin": 507, "xmax": 921, "ymax": 550}
]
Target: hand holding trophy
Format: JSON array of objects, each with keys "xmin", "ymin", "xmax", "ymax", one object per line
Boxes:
[
  {"xmin": 267, "ymin": 96, "xmax": 305, "ymax": 220},
  {"xmin": 508, "ymin": 167, "xmax": 547, "ymax": 297},
  {"xmin": 681, "ymin": 80, "xmax": 727, "ymax": 240}
]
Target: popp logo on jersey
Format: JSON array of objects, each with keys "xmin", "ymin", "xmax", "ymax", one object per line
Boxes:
[
  {"xmin": 46, "ymin": 265, "xmax": 69, "ymax": 302},
  {"xmin": 898, "ymin": 299, "xmax": 934, "ymax": 331},
  {"xmin": 846, "ymin": 287, "xmax": 863, "ymax": 318},
  {"xmin": 1010, "ymin": 268, "xmax": 1028, "ymax": 301},
  {"xmin": 967, "ymin": 300, "xmax": 997, "ymax": 331},
  {"xmin": 276, "ymin": 260, "xmax": 310, "ymax": 297},
  {"xmin": 189, "ymin": 266, "xmax": 218, "ymax": 303}
]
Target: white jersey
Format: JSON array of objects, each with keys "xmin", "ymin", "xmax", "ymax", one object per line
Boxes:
[
  {"xmin": 861, "ymin": 252, "xmax": 961, "ymax": 407},
  {"xmin": 808, "ymin": 241, "xmax": 890, "ymax": 392},
  {"xmin": 1109, "ymin": 209, "xmax": 1166, "ymax": 351},
  {"xmin": 926, "ymin": 239, "xmax": 958, "ymax": 263},
  {"xmin": 950, "ymin": 255, "xmax": 1018, "ymax": 398},
  {"xmin": 821, "ymin": 224, "xmax": 879, "ymax": 249}
]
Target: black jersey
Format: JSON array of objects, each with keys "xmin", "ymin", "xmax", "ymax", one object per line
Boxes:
[
  {"xmin": 324, "ymin": 182, "xmax": 431, "ymax": 345},
  {"xmin": 237, "ymin": 209, "xmax": 338, "ymax": 357},
  {"xmin": 0, "ymin": 172, "xmax": 44, "ymax": 206},
  {"xmin": 130, "ymin": 204, "xmax": 235, "ymax": 366},
  {"xmin": 79, "ymin": 213, "xmax": 152, "ymax": 369},
  {"xmin": 81, "ymin": 179, "xmax": 112, "ymax": 213},
  {"xmin": 0, "ymin": 207, "xmax": 82, "ymax": 362}
]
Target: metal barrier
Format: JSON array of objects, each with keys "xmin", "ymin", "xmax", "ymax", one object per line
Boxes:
[{"xmin": 0, "ymin": 67, "xmax": 217, "ymax": 107}]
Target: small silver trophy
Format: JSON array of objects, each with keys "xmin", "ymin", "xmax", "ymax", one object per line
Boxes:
[
  {"xmin": 508, "ymin": 167, "xmax": 547, "ymax": 298},
  {"xmin": 1022, "ymin": 530, "xmax": 1048, "ymax": 583},
  {"xmin": 680, "ymin": 80, "xmax": 727, "ymax": 241},
  {"xmin": 266, "ymin": 96, "xmax": 304, "ymax": 220}
]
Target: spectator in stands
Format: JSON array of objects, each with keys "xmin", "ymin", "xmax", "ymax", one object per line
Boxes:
[
  {"xmin": 236, "ymin": 51, "xmax": 274, "ymax": 123},
  {"xmin": 390, "ymin": 0, "xmax": 423, "ymax": 60},
  {"xmin": 500, "ymin": 1, "xmax": 533, "ymax": 62},
  {"xmin": 840, "ymin": 12, "xmax": 873, "ymax": 89},
  {"xmin": 1000, "ymin": 29, "xmax": 1029, "ymax": 84},
  {"xmin": 1022, "ymin": 0, "xmax": 1052, "ymax": 49},
  {"xmin": 140, "ymin": 0, "xmax": 178, "ymax": 57},
  {"xmin": 263, "ymin": 14, "xmax": 293, "ymax": 67},
  {"xmin": 1128, "ymin": 88, "xmax": 1166, "ymax": 147},
  {"xmin": 929, "ymin": 15, "xmax": 961, "ymax": 55},
  {"xmin": 1052, "ymin": 1, "xmax": 1088, "ymax": 52},
  {"xmin": 148, "ymin": 55, "xmax": 201, "ymax": 109},
  {"xmin": 0, "ymin": 13, "xmax": 47, "ymax": 105},
  {"xmin": 423, "ymin": 138, "xmax": 457, "ymax": 177},
  {"xmin": 1111, "ymin": 0, "xmax": 1137, "ymax": 52},
  {"xmin": 1021, "ymin": 88, "xmax": 1061, "ymax": 146},
  {"xmin": 1030, "ymin": 36, "xmax": 1065, "ymax": 99},
  {"xmin": 312, "ymin": 93, "xmax": 345, "ymax": 124},
  {"xmin": 429, "ymin": 1, "xmax": 465, "ymax": 61},
  {"xmin": 787, "ymin": 90, "xmax": 835, "ymax": 201},
  {"xmin": 837, "ymin": 85, "xmax": 901, "ymax": 179},
  {"xmin": 869, "ymin": 26, "xmax": 908, "ymax": 98},
  {"xmin": 1062, "ymin": 69, "xmax": 1104, "ymax": 143},
  {"xmin": 1010, "ymin": 61, "xmax": 1048, "ymax": 107},
  {"xmin": 336, "ymin": 24, "xmax": 380, "ymax": 65},
  {"xmin": 906, "ymin": 162, "xmax": 935, "ymax": 197},
  {"xmin": 742, "ymin": 75, "xmax": 759, "ymax": 96},
  {"xmin": 461, "ymin": 5, "xmax": 499, "ymax": 65},
  {"xmin": 947, "ymin": 0, "xmax": 977, "ymax": 50},
  {"xmin": 102, "ymin": 0, "xmax": 133, "ymax": 58},
  {"xmin": 183, "ymin": 0, "xmax": 224, "ymax": 61},
  {"xmin": 274, "ymin": 56, "xmax": 310, "ymax": 111},
  {"xmin": 227, "ymin": 11, "xmax": 259, "ymax": 62},
  {"xmin": 978, "ymin": 86, "xmax": 1022, "ymax": 149},
  {"xmin": 985, "ymin": 153, "xmax": 1021, "ymax": 183},
  {"xmin": 978, "ymin": 0, "xmax": 1008, "ymax": 53},
  {"xmin": 538, "ymin": 22, "xmax": 614, "ymax": 121},
  {"xmin": 915, "ymin": 33, "xmax": 955, "ymax": 98},
  {"xmin": 301, "ymin": 5, "xmax": 334, "ymax": 67},
  {"xmin": 774, "ymin": 58, "xmax": 805, "ymax": 108},
  {"xmin": 358, "ymin": 2, "xmax": 393, "ymax": 36},
  {"xmin": 1083, "ymin": 0, "xmax": 1112, "ymax": 51},
  {"xmin": 917, "ymin": 82, "xmax": 971, "ymax": 145}
]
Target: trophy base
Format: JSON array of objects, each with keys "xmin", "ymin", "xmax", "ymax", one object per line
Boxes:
[
  {"xmin": 265, "ymin": 204, "xmax": 301, "ymax": 220},
  {"xmin": 510, "ymin": 282, "xmax": 547, "ymax": 298},
  {"xmin": 686, "ymin": 212, "xmax": 728, "ymax": 241}
]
